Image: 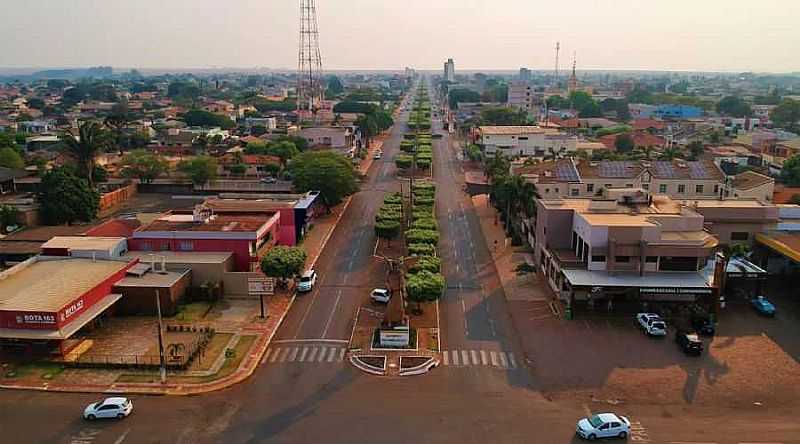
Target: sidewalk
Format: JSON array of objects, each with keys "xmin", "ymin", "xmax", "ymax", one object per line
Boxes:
[{"xmin": 0, "ymin": 196, "xmax": 352, "ymax": 396}]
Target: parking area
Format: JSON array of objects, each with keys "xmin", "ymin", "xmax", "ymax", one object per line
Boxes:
[{"xmin": 510, "ymin": 290, "xmax": 800, "ymax": 408}]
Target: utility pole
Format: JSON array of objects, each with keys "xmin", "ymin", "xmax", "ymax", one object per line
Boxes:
[{"xmin": 155, "ymin": 289, "xmax": 166, "ymax": 384}]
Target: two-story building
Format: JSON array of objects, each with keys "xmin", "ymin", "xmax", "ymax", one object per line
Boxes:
[{"xmin": 479, "ymin": 126, "xmax": 578, "ymax": 159}]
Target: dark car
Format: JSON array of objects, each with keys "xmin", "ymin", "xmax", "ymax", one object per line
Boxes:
[
  {"xmin": 675, "ymin": 331, "xmax": 703, "ymax": 355},
  {"xmin": 691, "ymin": 316, "xmax": 716, "ymax": 336}
]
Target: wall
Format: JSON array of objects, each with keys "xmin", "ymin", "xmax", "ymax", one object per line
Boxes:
[
  {"xmin": 732, "ymin": 182, "xmax": 774, "ymax": 202},
  {"xmin": 222, "ymin": 271, "xmax": 265, "ymax": 297},
  {"xmin": 113, "ymin": 271, "xmax": 191, "ymax": 316},
  {"xmin": 98, "ymin": 182, "xmax": 137, "ymax": 218}
]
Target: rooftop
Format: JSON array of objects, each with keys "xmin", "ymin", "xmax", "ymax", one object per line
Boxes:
[
  {"xmin": 0, "ymin": 257, "xmax": 131, "ymax": 312},
  {"xmin": 41, "ymin": 236, "xmax": 126, "ymax": 251},
  {"xmin": 137, "ymin": 213, "xmax": 274, "ymax": 233},
  {"xmin": 123, "ymin": 251, "xmax": 233, "ymax": 264},
  {"xmin": 114, "ymin": 268, "xmax": 191, "ymax": 288},
  {"xmin": 479, "ymin": 125, "xmax": 559, "ymax": 136}
]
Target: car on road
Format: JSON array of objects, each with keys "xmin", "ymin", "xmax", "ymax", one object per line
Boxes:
[
  {"xmin": 636, "ymin": 313, "xmax": 667, "ymax": 336},
  {"xmin": 373, "ymin": 151, "xmax": 382, "ymax": 159},
  {"xmin": 675, "ymin": 330, "xmax": 703, "ymax": 355},
  {"xmin": 751, "ymin": 295, "xmax": 776, "ymax": 316},
  {"xmin": 576, "ymin": 412, "xmax": 630, "ymax": 440},
  {"xmin": 370, "ymin": 288, "xmax": 391, "ymax": 303},
  {"xmin": 297, "ymin": 269, "xmax": 317, "ymax": 293},
  {"xmin": 260, "ymin": 177, "xmax": 277, "ymax": 184},
  {"xmin": 83, "ymin": 397, "xmax": 133, "ymax": 420}
]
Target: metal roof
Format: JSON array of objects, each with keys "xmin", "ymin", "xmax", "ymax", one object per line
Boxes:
[{"xmin": 562, "ymin": 269, "xmax": 711, "ymax": 289}]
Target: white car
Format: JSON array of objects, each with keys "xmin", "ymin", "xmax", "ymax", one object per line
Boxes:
[
  {"xmin": 297, "ymin": 269, "xmax": 317, "ymax": 293},
  {"xmin": 370, "ymin": 288, "xmax": 391, "ymax": 304},
  {"xmin": 373, "ymin": 151, "xmax": 383, "ymax": 159},
  {"xmin": 576, "ymin": 412, "xmax": 630, "ymax": 440},
  {"xmin": 636, "ymin": 312, "xmax": 667, "ymax": 336},
  {"xmin": 83, "ymin": 397, "xmax": 133, "ymax": 420}
]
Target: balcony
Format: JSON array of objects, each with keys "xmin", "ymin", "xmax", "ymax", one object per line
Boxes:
[{"xmin": 551, "ymin": 248, "xmax": 586, "ymax": 269}]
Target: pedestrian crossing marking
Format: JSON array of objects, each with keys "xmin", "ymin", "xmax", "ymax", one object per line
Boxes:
[
  {"xmin": 263, "ymin": 346, "xmax": 347, "ymax": 365},
  {"xmin": 440, "ymin": 350, "xmax": 518, "ymax": 370}
]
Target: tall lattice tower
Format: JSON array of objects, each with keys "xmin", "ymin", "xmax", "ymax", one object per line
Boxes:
[{"xmin": 297, "ymin": 0, "xmax": 324, "ymax": 115}]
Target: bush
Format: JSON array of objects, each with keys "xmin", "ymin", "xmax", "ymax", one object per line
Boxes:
[
  {"xmin": 412, "ymin": 210, "xmax": 433, "ymax": 221},
  {"xmin": 405, "ymin": 229, "xmax": 439, "ymax": 245},
  {"xmin": 416, "ymin": 158, "xmax": 432, "ymax": 169},
  {"xmin": 376, "ymin": 209, "xmax": 402, "ymax": 222},
  {"xmin": 411, "ymin": 217, "xmax": 437, "ymax": 230},
  {"xmin": 414, "ymin": 196, "xmax": 435, "ymax": 206},
  {"xmin": 375, "ymin": 219, "xmax": 401, "ymax": 240},
  {"xmin": 408, "ymin": 243, "xmax": 436, "ymax": 256},
  {"xmin": 409, "ymin": 255, "xmax": 441, "ymax": 273},
  {"xmin": 395, "ymin": 155, "xmax": 413, "ymax": 169},
  {"xmin": 383, "ymin": 193, "xmax": 402, "ymax": 204},
  {"xmin": 380, "ymin": 203, "xmax": 403, "ymax": 212}
]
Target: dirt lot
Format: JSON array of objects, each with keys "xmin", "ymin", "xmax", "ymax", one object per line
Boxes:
[{"xmin": 510, "ymin": 293, "xmax": 800, "ymax": 408}]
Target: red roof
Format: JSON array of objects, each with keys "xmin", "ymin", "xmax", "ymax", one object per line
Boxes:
[
  {"xmin": 548, "ymin": 116, "xmax": 579, "ymax": 128},
  {"xmin": 219, "ymin": 154, "xmax": 281, "ymax": 166},
  {"xmin": 773, "ymin": 186, "xmax": 800, "ymax": 204},
  {"xmin": 84, "ymin": 218, "xmax": 141, "ymax": 238},
  {"xmin": 632, "ymin": 119, "xmax": 666, "ymax": 131},
  {"xmin": 598, "ymin": 132, "xmax": 666, "ymax": 149}
]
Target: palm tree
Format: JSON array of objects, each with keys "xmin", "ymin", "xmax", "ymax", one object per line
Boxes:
[
  {"xmin": 659, "ymin": 146, "xmax": 682, "ymax": 160},
  {"xmin": 62, "ymin": 120, "xmax": 112, "ymax": 189}
]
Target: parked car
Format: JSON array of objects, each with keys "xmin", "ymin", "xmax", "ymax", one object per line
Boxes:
[
  {"xmin": 691, "ymin": 316, "xmax": 716, "ymax": 336},
  {"xmin": 576, "ymin": 412, "xmax": 630, "ymax": 440},
  {"xmin": 636, "ymin": 313, "xmax": 667, "ymax": 336},
  {"xmin": 373, "ymin": 151, "xmax": 382, "ymax": 160},
  {"xmin": 83, "ymin": 397, "xmax": 133, "ymax": 420},
  {"xmin": 751, "ymin": 296, "xmax": 776, "ymax": 317},
  {"xmin": 675, "ymin": 330, "xmax": 703, "ymax": 355},
  {"xmin": 260, "ymin": 177, "xmax": 277, "ymax": 184},
  {"xmin": 297, "ymin": 269, "xmax": 317, "ymax": 293},
  {"xmin": 370, "ymin": 288, "xmax": 391, "ymax": 303}
]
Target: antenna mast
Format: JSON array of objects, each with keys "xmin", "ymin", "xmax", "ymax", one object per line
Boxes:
[
  {"xmin": 554, "ymin": 41, "xmax": 560, "ymax": 86},
  {"xmin": 298, "ymin": 0, "xmax": 324, "ymax": 116}
]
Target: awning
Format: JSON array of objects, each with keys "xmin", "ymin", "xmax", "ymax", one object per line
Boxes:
[
  {"xmin": 0, "ymin": 293, "xmax": 121, "ymax": 340},
  {"xmin": 562, "ymin": 269, "xmax": 711, "ymax": 290}
]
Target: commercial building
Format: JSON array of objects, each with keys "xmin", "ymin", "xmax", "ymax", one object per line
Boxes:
[
  {"xmin": 532, "ymin": 191, "xmax": 718, "ymax": 311},
  {"xmin": 507, "ymin": 81, "xmax": 536, "ymax": 114},
  {"xmin": 443, "ymin": 58, "xmax": 455, "ymax": 82},
  {"xmin": 478, "ymin": 126, "xmax": 577, "ymax": 159},
  {"xmin": 129, "ymin": 207, "xmax": 280, "ymax": 272},
  {"xmin": 513, "ymin": 158, "xmax": 726, "ymax": 200},
  {"xmin": 298, "ymin": 127, "xmax": 357, "ymax": 156}
]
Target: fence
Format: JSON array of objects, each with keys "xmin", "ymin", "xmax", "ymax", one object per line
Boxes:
[{"xmin": 67, "ymin": 330, "xmax": 213, "ymax": 370}]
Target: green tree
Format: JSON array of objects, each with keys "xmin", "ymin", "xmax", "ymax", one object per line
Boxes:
[
  {"xmin": 405, "ymin": 270, "xmax": 445, "ymax": 313},
  {"xmin": 266, "ymin": 141, "xmax": 299, "ymax": 168},
  {"xmin": 408, "ymin": 255, "xmax": 441, "ymax": 273},
  {"xmin": 259, "ymin": 246, "xmax": 307, "ymax": 287},
  {"xmin": 92, "ymin": 165, "xmax": 108, "ymax": 183},
  {"xmin": 61, "ymin": 120, "xmax": 113, "ymax": 189},
  {"xmin": 0, "ymin": 147, "xmax": 24, "ymax": 169},
  {"xmin": 38, "ymin": 166, "xmax": 100, "ymax": 225},
  {"xmin": 448, "ymin": 88, "xmax": 481, "ymax": 109},
  {"xmin": 716, "ymin": 96, "xmax": 752, "ymax": 118},
  {"xmin": 178, "ymin": 156, "xmax": 218, "ymax": 186},
  {"xmin": 780, "ymin": 155, "xmax": 800, "ymax": 186},
  {"xmin": 121, "ymin": 149, "xmax": 168, "ymax": 183},
  {"xmin": 687, "ymin": 140, "xmax": 705, "ymax": 160},
  {"xmin": 659, "ymin": 146, "xmax": 682, "ymax": 160},
  {"xmin": 770, "ymin": 99, "xmax": 800, "ymax": 131},
  {"xmin": 374, "ymin": 220, "xmax": 401, "ymax": 246},
  {"xmin": 228, "ymin": 163, "xmax": 247, "ymax": 176},
  {"xmin": 289, "ymin": 151, "xmax": 358, "ymax": 209},
  {"xmin": 480, "ymin": 107, "xmax": 528, "ymax": 125},
  {"xmin": 182, "ymin": 109, "xmax": 235, "ymax": 129},
  {"xmin": 0, "ymin": 204, "xmax": 19, "ymax": 233},
  {"xmin": 326, "ymin": 75, "xmax": 345, "ymax": 96},
  {"xmin": 615, "ymin": 133, "xmax": 635, "ymax": 153}
]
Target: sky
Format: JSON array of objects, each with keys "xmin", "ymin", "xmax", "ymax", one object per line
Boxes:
[{"xmin": 1, "ymin": 0, "xmax": 798, "ymax": 73}]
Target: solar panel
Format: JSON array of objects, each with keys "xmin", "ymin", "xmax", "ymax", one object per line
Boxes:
[
  {"xmin": 652, "ymin": 161, "xmax": 675, "ymax": 179},
  {"xmin": 554, "ymin": 161, "xmax": 580, "ymax": 182},
  {"xmin": 688, "ymin": 162, "xmax": 708, "ymax": 179},
  {"xmin": 598, "ymin": 161, "xmax": 637, "ymax": 178}
]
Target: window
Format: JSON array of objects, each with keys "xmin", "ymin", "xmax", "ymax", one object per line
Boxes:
[
  {"xmin": 696, "ymin": 184, "xmax": 704, "ymax": 193},
  {"xmin": 178, "ymin": 241, "xmax": 193, "ymax": 251},
  {"xmin": 571, "ymin": 188, "xmax": 579, "ymax": 196},
  {"xmin": 615, "ymin": 256, "xmax": 630, "ymax": 263},
  {"xmin": 611, "ymin": 422, "xmax": 621, "ymax": 428},
  {"xmin": 731, "ymin": 232, "xmax": 749, "ymax": 241},
  {"xmin": 678, "ymin": 184, "xmax": 686, "ymax": 193},
  {"xmin": 518, "ymin": 136, "xmax": 528, "ymax": 140},
  {"xmin": 554, "ymin": 188, "xmax": 559, "ymax": 193},
  {"xmin": 714, "ymin": 184, "xmax": 719, "ymax": 194},
  {"xmin": 646, "ymin": 256, "xmax": 658, "ymax": 263},
  {"xmin": 586, "ymin": 183, "xmax": 594, "ymax": 192},
  {"xmin": 659, "ymin": 184, "xmax": 667, "ymax": 193},
  {"xmin": 642, "ymin": 183, "xmax": 649, "ymax": 190},
  {"xmin": 545, "ymin": 188, "xmax": 550, "ymax": 193},
  {"xmin": 625, "ymin": 183, "xmax": 633, "ymax": 188},
  {"xmin": 591, "ymin": 255, "xmax": 606, "ymax": 262}
]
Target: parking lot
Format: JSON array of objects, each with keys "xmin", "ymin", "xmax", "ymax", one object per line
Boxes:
[{"xmin": 509, "ymin": 290, "xmax": 800, "ymax": 408}]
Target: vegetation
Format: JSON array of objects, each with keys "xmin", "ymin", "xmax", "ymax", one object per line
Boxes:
[
  {"xmin": 479, "ymin": 107, "xmax": 528, "ymax": 126},
  {"xmin": 289, "ymin": 151, "xmax": 358, "ymax": 208},
  {"xmin": 181, "ymin": 109, "xmax": 235, "ymax": 129},
  {"xmin": 38, "ymin": 166, "xmax": 100, "ymax": 225},
  {"xmin": 0, "ymin": 204, "xmax": 19, "ymax": 233},
  {"xmin": 178, "ymin": 156, "xmax": 218, "ymax": 186},
  {"xmin": 61, "ymin": 120, "xmax": 113, "ymax": 189},
  {"xmin": 405, "ymin": 270, "xmax": 445, "ymax": 313},
  {"xmin": 0, "ymin": 147, "xmax": 24, "ymax": 169},
  {"xmin": 780, "ymin": 155, "xmax": 800, "ymax": 186},
  {"xmin": 120, "ymin": 149, "xmax": 168, "ymax": 183},
  {"xmin": 716, "ymin": 96, "xmax": 752, "ymax": 118},
  {"xmin": 770, "ymin": 99, "xmax": 800, "ymax": 132},
  {"xmin": 405, "ymin": 229, "xmax": 439, "ymax": 245},
  {"xmin": 408, "ymin": 255, "xmax": 441, "ymax": 274},
  {"xmin": 614, "ymin": 133, "xmax": 635, "ymax": 153},
  {"xmin": 259, "ymin": 246, "xmax": 308, "ymax": 287}
]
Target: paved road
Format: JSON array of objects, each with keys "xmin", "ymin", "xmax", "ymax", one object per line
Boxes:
[{"xmin": 1, "ymin": 80, "xmax": 799, "ymax": 444}]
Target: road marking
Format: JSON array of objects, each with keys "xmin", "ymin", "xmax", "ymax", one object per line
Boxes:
[
  {"xmin": 338, "ymin": 348, "xmax": 346, "ymax": 362},
  {"xmin": 273, "ymin": 339, "xmax": 349, "ymax": 344},
  {"xmin": 461, "ymin": 350, "xmax": 469, "ymax": 366},
  {"xmin": 316, "ymin": 346, "xmax": 327, "ymax": 362},
  {"xmin": 442, "ymin": 350, "xmax": 449, "ymax": 365},
  {"xmin": 271, "ymin": 348, "xmax": 284, "ymax": 363},
  {"xmin": 327, "ymin": 346, "xmax": 337, "ymax": 362},
  {"xmin": 113, "ymin": 429, "xmax": 131, "ymax": 444},
  {"xmin": 294, "ymin": 287, "xmax": 321, "ymax": 339},
  {"xmin": 464, "ymin": 318, "xmax": 469, "ymax": 336},
  {"xmin": 489, "ymin": 351, "xmax": 498, "ymax": 366},
  {"xmin": 480, "ymin": 350, "xmax": 488, "ymax": 365},
  {"xmin": 470, "ymin": 350, "xmax": 479, "ymax": 365},
  {"xmin": 298, "ymin": 347, "xmax": 309, "ymax": 362},
  {"xmin": 288, "ymin": 347, "xmax": 299, "ymax": 362},
  {"xmin": 508, "ymin": 353, "xmax": 517, "ymax": 369},
  {"xmin": 307, "ymin": 347, "xmax": 318, "ymax": 362},
  {"xmin": 498, "ymin": 352, "xmax": 508, "ymax": 368},
  {"xmin": 322, "ymin": 289, "xmax": 342, "ymax": 338},
  {"xmin": 261, "ymin": 348, "xmax": 273, "ymax": 364},
  {"xmin": 629, "ymin": 420, "xmax": 650, "ymax": 442},
  {"xmin": 668, "ymin": 442, "xmax": 718, "ymax": 444},
  {"xmin": 461, "ymin": 299, "xmax": 466, "ymax": 312}
]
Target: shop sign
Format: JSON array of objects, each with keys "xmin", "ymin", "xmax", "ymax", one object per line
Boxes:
[
  {"xmin": 640, "ymin": 287, "xmax": 712, "ymax": 295},
  {"xmin": 248, "ymin": 278, "xmax": 275, "ymax": 295},
  {"xmin": 16, "ymin": 313, "xmax": 56, "ymax": 325},
  {"xmin": 379, "ymin": 329, "xmax": 410, "ymax": 347},
  {"xmin": 62, "ymin": 299, "xmax": 84, "ymax": 321}
]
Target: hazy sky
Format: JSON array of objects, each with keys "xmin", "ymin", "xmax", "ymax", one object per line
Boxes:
[{"xmin": 1, "ymin": 0, "xmax": 798, "ymax": 72}]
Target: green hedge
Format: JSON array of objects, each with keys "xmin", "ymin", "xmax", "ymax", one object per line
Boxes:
[
  {"xmin": 408, "ymin": 243, "xmax": 436, "ymax": 256},
  {"xmin": 408, "ymin": 255, "xmax": 441, "ymax": 273},
  {"xmin": 395, "ymin": 155, "xmax": 413, "ymax": 169},
  {"xmin": 411, "ymin": 217, "xmax": 437, "ymax": 230}
]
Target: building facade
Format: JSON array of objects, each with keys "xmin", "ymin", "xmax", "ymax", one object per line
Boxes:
[{"xmin": 479, "ymin": 126, "xmax": 577, "ymax": 158}]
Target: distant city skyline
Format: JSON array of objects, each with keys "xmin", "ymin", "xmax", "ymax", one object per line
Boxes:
[{"xmin": 1, "ymin": 0, "xmax": 799, "ymax": 73}]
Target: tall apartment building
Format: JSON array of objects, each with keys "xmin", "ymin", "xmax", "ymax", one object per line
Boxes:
[
  {"xmin": 443, "ymin": 58, "xmax": 455, "ymax": 82},
  {"xmin": 508, "ymin": 80, "xmax": 534, "ymax": 113},
  {"xmin": 479, "ymin": 126, "xmax": 577, "ymax": 158},
  {"xmin": 533, "ymin": 191, "xmax": 718, "ymax": 310},
  {"xmin": 519, "ymin": 68, "xmax": 532, "ymax": 81}
]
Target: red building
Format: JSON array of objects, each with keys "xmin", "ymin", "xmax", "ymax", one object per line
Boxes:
[{"xmin": 128, "ymin": 208, "xmax": 280, "ymax": 272}]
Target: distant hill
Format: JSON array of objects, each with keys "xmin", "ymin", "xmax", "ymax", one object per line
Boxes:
[{"xmin": 0, "ymin": 66, "xmax": 113, "ymax": 81}]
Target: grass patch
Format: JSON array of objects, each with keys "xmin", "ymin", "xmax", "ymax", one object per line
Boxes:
[
  {"xmin": 188, "ymin": 333, "xmax": 233, "ymax": 372},
  {"xmin": 3, "ymin": 362, "xmax": 65, "ymax": 380},
  {"xmin": 172, "ymin": 302, "xmax": 212, "ymax": 322}
]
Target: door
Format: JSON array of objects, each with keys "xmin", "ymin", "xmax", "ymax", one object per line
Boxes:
[
  {"xmin": 98, "ymin": 404, "xmax": 119, "ymax": 418},
  {"xmin": 598, "ymin": 423, "xmax": 611, "ymax": 438},
  {"xmin": 610, "ymin": 422, "xmax": 622, "ymax": 436}
]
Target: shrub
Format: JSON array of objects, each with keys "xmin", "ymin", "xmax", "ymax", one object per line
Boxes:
[
  {"xmin": 405, "ymin": 229, "xmax": 439, "ymax": 245},
  {"xmin": 411, "ymin": 217, "xmax": 437, "ymax": 230},
  {"xmin": 383, "ymin": 193, "xmax": 402, "ymax": 204},
  {"xmin": 395, "ymin": 155, "xmax": 413, "ymax": 169},
  {"xmin": 376, "ymin": 209, "xmax": 402, "ymax": 222},
  {"xmin": 416, "ymin": 158, "xmax": 432, "ymax": 169},
  {"xmin": 414, "ymin": 196, "xmax": 435, "ymax": 206},
  {"xmin": 408, "ymin": 243, "xmax": 436, "ymax": 256},
  {"xmin": 375, "ymin": 219, "xmax": 401, "ymax": 240},
  {"xmin": 409, "ymin": 255, "xmax": 441, "ymax": 273}
]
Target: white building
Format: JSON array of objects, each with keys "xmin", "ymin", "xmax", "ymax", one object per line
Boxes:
[
  {"xmin": 444, "ymin": 59, "xmax": 455, "ymax": 82},
  {"xmin": 478, "ymin": 126, "xmax": 577, "ymax": 158},
  {"xmin": 508, "ymin": 81, "xmax": 534, "ymax": 113}
]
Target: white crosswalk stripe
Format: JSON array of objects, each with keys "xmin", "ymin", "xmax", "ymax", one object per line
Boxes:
[
  {"xmin": 265, "ymin": 346, "xmax": 347, "ymax": 366},
  {"xmin": 440, "ymin": 349, "xmax": 518, "ymax": 370}
]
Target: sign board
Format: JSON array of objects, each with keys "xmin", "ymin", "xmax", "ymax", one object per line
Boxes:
[
  {"xmin": 248, "ymin": 278, "xmax": 275, "ymax": 295},
  {"xmin": 379, "ymin": 329, "xmax": 410, "ymax": 347}
]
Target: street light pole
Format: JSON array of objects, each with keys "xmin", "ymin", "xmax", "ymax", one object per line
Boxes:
[{"xmin": 155, "ymin": 289, "xmax": 166, "ymax": 384}]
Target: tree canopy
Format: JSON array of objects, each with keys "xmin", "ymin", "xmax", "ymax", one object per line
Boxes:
[
  {"xmin": 448, "ymin": 88, "xmax": 481, "ymax": 109},
  {"xmin": 38, "ymin": 166, "xmax": 100, "ymax": 225},
  {"xmin": 178, "ymin": 156, "xmax": 218, "ymax": 186},
  {"xmin": 770, "ymin": 99, "xmax": 800, "ymax": 131},
  {"xmin": 289, "ymin": 151, "xmax": 359, "ymax": 208},
  {"xmin": 260, "ymin": 246, "xmax": 307, "ymax": 284},
  {"xmin": 0, "ymin": 147, "xmax": 24, "ymax": 169},
  {"xmin": 62, "ymin": 120, "xmax": 113, "ymax": 189},
  {"xmin": 120, "ymin": 149, "xmax": 168, "ymax": 183},
  {"xmin": 716, "ymin": 96, "xmax": 752, "ymax": 118},
  {"xmin": 182, "ymin": 109, "xmax": 235, "ymax": 129},
  {"xmin": 406, "ymin": 270, "xmax": 445, "ymax": 303},
  {"xmin": 780, "ymin": 155, "xmax": 800, "ymax": 186},
  {"xmin": 326, "ymin": 75, "xmax": 345, "ymax": 95},
  {"xmin": 480, "ymin": 107, "xmax": 528, "ymax": 125},
  {"xmin": 615, "ymin": 133, "xmax": 635, "ymax": 153}
]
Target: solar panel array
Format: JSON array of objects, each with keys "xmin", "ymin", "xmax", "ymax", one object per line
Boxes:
[
  {"xmin": 598, "ymin": 161, "xmax": 638, "ymax": 178},
  {"xmin": 652, "ymin": 161, "xmax": 676, "ymax": 178},
  {"xmin": 688, "ymin": 162, "xmax": 708, "ymax": 179},
  {"xmin": 555, "ymin": 161, "xmax": 580, "ymax": 182}
]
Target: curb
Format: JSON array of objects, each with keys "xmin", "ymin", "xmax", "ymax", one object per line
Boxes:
[{"xmin": 349, "ymin": 356, "xmax": 386, "ymax": 376}]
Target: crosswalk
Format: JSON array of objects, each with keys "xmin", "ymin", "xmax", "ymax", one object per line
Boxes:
[
  {"xmin": 440, "ymin": 349, "xmax": 518, "ymax": 370},
  {"xmin": 263, "ymin": 345, "xmax": 347, "ymax": 365}
]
